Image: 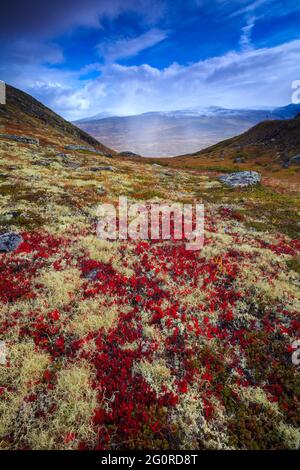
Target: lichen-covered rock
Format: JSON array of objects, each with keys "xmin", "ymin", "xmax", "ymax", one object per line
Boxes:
[
  {"xmin": 219, "ymin": 171, "xmax": 261, "ymax": 188},
  {"xmin": 0, "ymin": 232, "xmax": 23, "ymax": 252}
]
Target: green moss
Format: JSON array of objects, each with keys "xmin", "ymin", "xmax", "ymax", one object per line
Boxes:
[
  {"xmin": 197, "ymin": 183, "xmax": 299, "ymax": 238},
  {"xmin": 0, "ymin": 212, "xmax": 45, "ymax": 229},
  {"xmin": 228, "ymin": 403, "xmax": 283, "ymax": 450},
  {"xmin": 286, "ymin": 259, "xmax": 300, "ymax": 274}
]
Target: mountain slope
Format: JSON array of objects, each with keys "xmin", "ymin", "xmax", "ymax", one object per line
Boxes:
[
  {"xmin": 162, "ymin": 115, "xmax": 300, "ymax": 169},
  {"xmin": 0, "ymin": 84, "xmax": 115, "ymax": 154}
]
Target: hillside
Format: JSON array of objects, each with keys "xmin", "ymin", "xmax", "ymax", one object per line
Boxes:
[
  {"xmin": 0, "ymin": 84, "xmax": 115, "ymax": 154},
  {"xmin": 157, "ymin": 115, "xmax": 300, "ymax": 173}
]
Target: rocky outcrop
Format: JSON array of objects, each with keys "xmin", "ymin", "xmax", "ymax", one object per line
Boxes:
[
  {"xmin": 120, "ymin": 151, "xmax": 141, "ymax": 158},
  {"xmin": 0, "ymin": 133, "xmax": 39, "ymax": 144},
  {"xmin": 0, "ymin": 232, "xmax": 23, "ymax": 252},
  {"xmin": 219, "ymin": 171, "xmax": 261, "ymax": 188}
]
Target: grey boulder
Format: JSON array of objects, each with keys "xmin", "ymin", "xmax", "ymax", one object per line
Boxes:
[
  {"xmin": 219, "ymin": 171, "xmax": 261, "ymax": 188},
  {"xmin": 0, "ymin": 232, "xmax": 23, "ymax": 253}
]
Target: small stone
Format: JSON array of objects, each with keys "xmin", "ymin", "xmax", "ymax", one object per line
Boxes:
[
  {"xmin": 56, "ymin": 153, "xmax": 72, "ymax": 158},
  {"xmin": 0, "ymin": 232, "xmax": 23, "ymax": 253},
  {"xmin": 63, "ymin": 161, "xmax": 81, "ymax": 169},
  {"xmin": 89, "ymin": 166, "xmax": 115, "ymax": 172},
  {"xmin": 84, "ymin": 268, "xmax": 101, "ymax": 281},
  {"xmin": 97, "ymin": 187, "xmax": 107, "ymax": 196},
  {"xmin": 0, "ymin": 211, "xmax": 21, "ymax": 222},
  {"xmin": 233, "ymin": 157, "xmax": 245, "ymax": 163}
]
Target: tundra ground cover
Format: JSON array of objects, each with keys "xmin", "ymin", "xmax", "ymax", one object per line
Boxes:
[{"xmin": 0, "ymin": 138, "xmax": 299, "ymax": 449}]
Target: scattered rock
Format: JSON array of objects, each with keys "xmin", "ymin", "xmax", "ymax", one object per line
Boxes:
[
  {"xmin": 0, "ymin": 211, "xmax": 21, "ymax": 223},
  {"xmin": 56, "ymin": 153, "xmax": 72, "ymax": 158},
  {"xmin": 32, "ymin": 160, "xmax": 51, "ymax": 167},
  {"xmin": 0, "ymin": 232, "xmax": 23, "ymax": 252},
  {"xmin": 65, "ymin": 144, "xmax": 92, "ymax": 151},
  {"xmin": 0, "ymin": 134, "xmax": 39, "ymax": 145},
  {"xmin": 233, "ymin": 156, "xmax": 245, "ymax": 163},
  {"xmin": 219, "ymin": 171, "xmax": 261, "ymax": 188},
  {"xmin": 97, "ymin": 186, "xmax": 107, "ymax": 196},
  {"xmin": 89, "ymin": 166, "xmax": 115, "ymax": 172},
  {"xmin": 63, "ymin": 161, "xmax": 81, "ymax": 169},
  {"xmin": 84, "ymin": 268, "xmax": 101, "ymax": 281},
  {"xmin": 120, "ymin": 151, "xmax": 141, "ymax": 158}
]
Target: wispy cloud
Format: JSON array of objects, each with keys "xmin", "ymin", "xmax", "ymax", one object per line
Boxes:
[
  {"xmin": 239, "ymin": 16, "xmax": 256, "ymax": 51},
  {"xmin": 230, "ymin": 0, "xmax": 269, "ymax": 18},
  {"xmin": 97, "ymin": 29, "xmax": 168, "ymax": 62}
]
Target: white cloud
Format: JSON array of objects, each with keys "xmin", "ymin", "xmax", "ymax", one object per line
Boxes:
[
  {"xmin": 4, "ymin": 38, "xmax": 300, "ymax": 120},
  {"xmin": 97, "ymin": 29, "xmax": 168, "ymax": 62}
]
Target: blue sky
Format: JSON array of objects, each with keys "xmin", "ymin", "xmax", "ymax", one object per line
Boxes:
[{"xmin": 1, "ymin": 0, "xmax": 300, "ymax": 119}]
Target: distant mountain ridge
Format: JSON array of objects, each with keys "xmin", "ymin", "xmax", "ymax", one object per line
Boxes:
[
  {"xmin": 74, "ymin": 104, "xmax": 300, "ymax": 157},
  {"xmin": 75, "ymin": 103, "xmax": 300, "ymax": 122}
]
